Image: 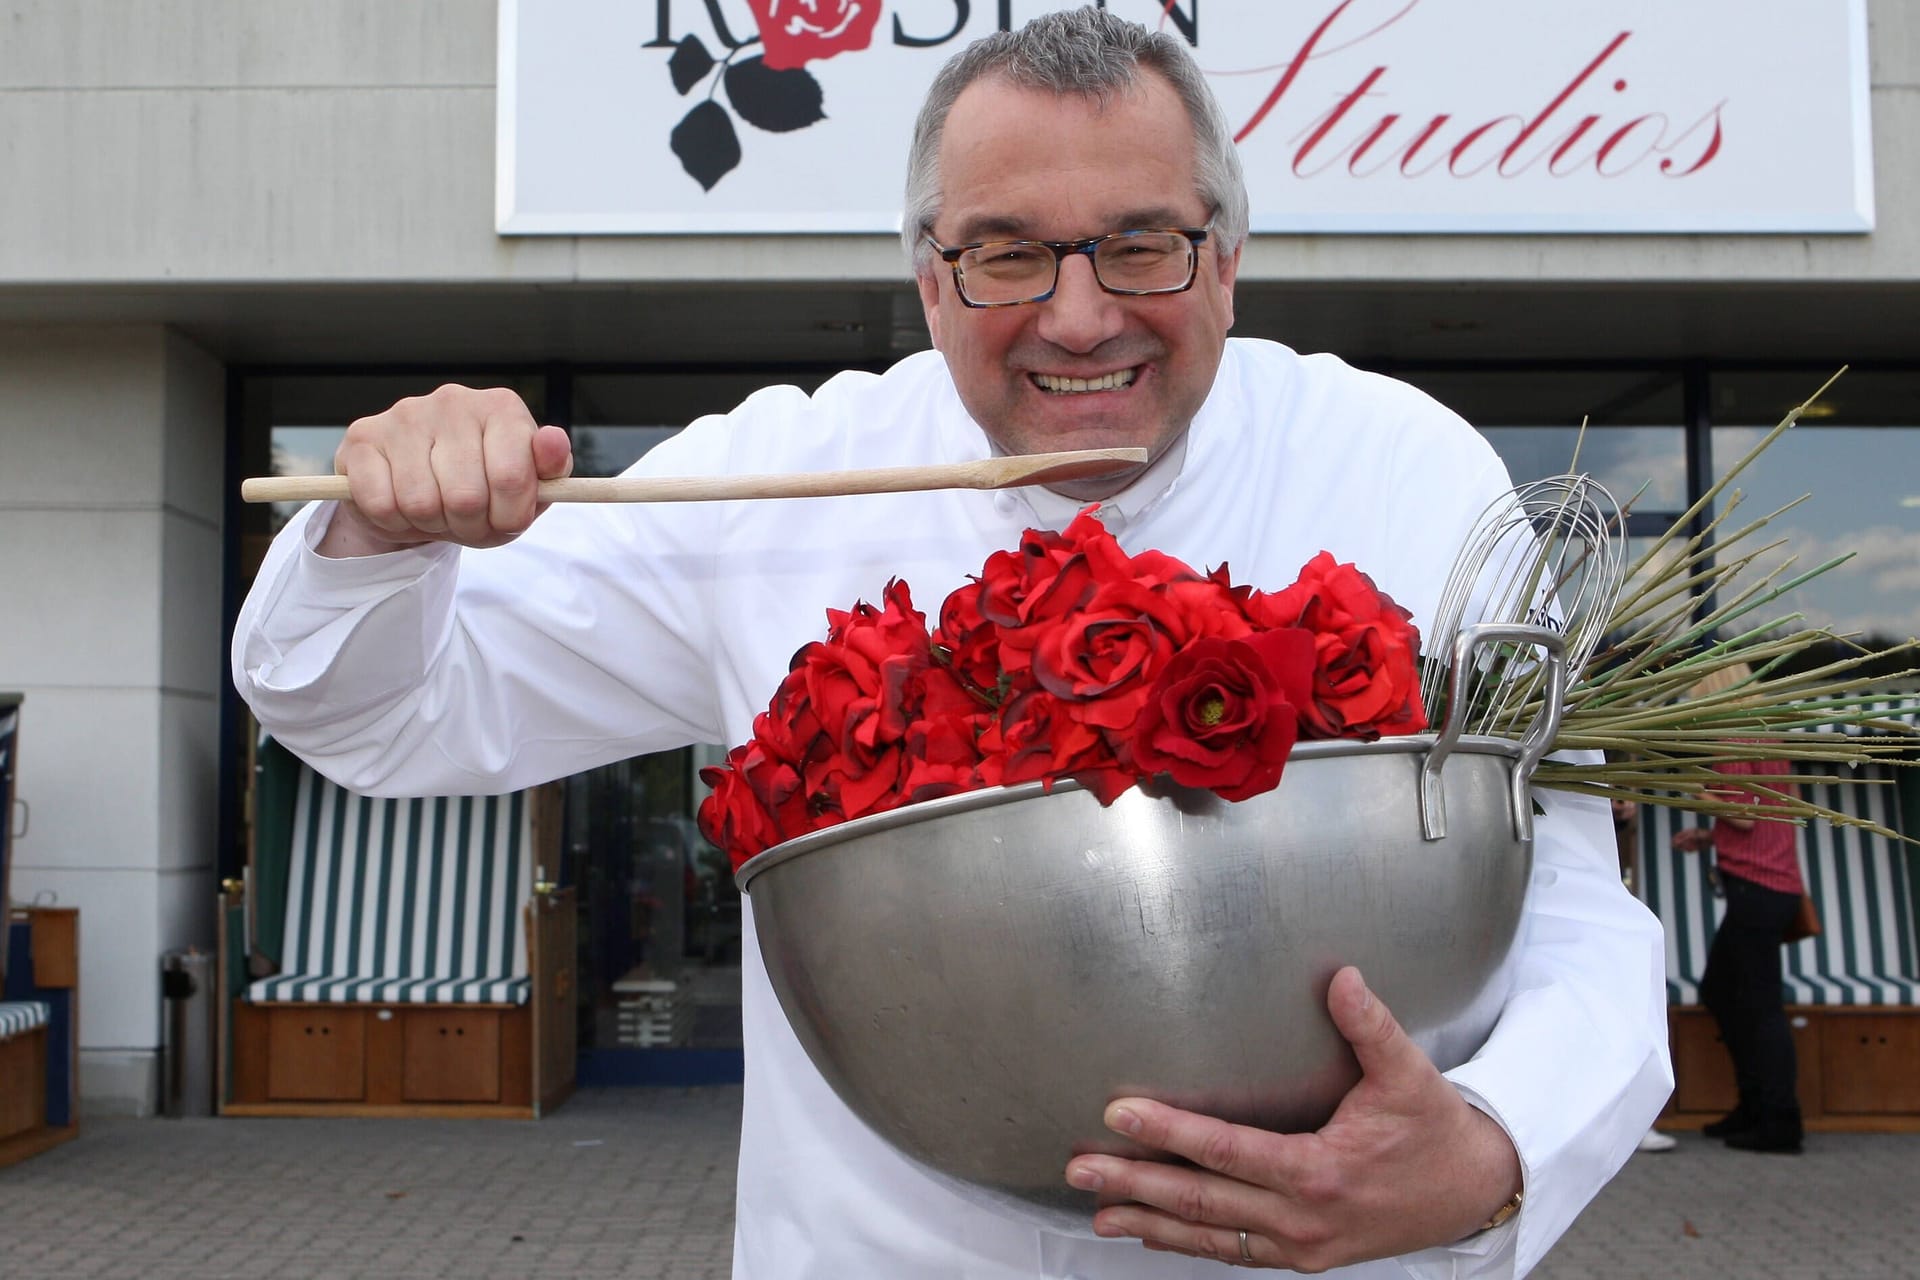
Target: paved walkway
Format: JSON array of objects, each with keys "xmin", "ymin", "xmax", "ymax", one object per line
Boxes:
[{"xmin": 3, "ymin": 1089, "xmax": 1916, "ymax": 1277}]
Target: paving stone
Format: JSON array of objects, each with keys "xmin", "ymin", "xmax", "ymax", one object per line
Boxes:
[
  {"xmin": 1537, "ymin": 1131, "xmax": 1920, "ymax": 1280},
  {"xmin": 2, "ymin": 1090, "xmax": 1915, "ymax": 1277}
]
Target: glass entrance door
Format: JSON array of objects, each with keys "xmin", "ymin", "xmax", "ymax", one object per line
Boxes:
[
  {"xmin": 561, "ymin": 372, "xmax": 837, "ymax": 1082},
  {"xmin": 564, "ymin": 747, "xmax": 742, "ymax": 1076}
]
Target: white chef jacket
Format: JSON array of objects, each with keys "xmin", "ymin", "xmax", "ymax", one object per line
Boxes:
[{"xmin": 234, "ymin": 339, "xmax": 1673, "ymax": 1279}]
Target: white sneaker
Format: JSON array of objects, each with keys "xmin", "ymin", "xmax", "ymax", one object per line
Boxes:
[{"xmin": 1637, "ymin": 1130, "xmax": 1677, "ymax": 1153}]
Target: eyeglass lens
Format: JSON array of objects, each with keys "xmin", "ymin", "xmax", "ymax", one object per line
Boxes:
[{"xmin": 957, "ymin": 232, "xmax": 1195, "ymax": 304}]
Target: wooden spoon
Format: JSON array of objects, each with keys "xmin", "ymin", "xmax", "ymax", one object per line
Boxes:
[{"xmin": 240, "ymin": 447, "xmax": 1149, "ymax": 505}]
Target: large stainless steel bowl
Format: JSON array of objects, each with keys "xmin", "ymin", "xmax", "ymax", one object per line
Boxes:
[{"xmin": 735, "ymin": 626, "xmax": 1564, "ymax": 1233}]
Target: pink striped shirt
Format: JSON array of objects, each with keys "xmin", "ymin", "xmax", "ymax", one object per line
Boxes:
[{"xmin": 1710, "ymin": 756, "xmax": 1804, "ymax": 895}]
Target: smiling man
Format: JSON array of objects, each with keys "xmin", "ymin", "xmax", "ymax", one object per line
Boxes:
[
  {"xmin": 235, "ymin": 8, "xmax": 1669, "ymax": 1278},
  {"xmin": 912, "ymin": 67, "xmax": 1237, "ymax": 494}
]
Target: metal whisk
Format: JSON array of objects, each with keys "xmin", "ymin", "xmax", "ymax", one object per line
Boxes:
[{"xmin": 1421, "ymin": 474, "xmax": 1627, "ymax": 740}]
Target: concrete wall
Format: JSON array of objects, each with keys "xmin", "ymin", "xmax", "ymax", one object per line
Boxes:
[
  {"xmin": 0, "ymin": 325, "xmax": 226, "ymax": 1113},
  {"xmin": 0, "ymin": 0, "xmax": 1915, "ymax": 289}
]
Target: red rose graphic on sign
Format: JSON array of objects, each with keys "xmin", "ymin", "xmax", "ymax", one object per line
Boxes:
[
  {"xmin": 658, "ymin": 1, "xmax": 881, "ymax": 191},
  {"xmin": 747, "ymin": 0, "xmax": 882, "ymax": 70}
]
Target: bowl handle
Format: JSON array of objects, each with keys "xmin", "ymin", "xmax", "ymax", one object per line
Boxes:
[{"xmin": 1419, "ymin": 623, "xmax": 1568, "ymax": 842}]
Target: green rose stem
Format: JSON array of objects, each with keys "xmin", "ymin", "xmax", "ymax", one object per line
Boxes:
[{"xmin": 1455, "ymin": 367, "xmax": 1920, "ymax": 844}]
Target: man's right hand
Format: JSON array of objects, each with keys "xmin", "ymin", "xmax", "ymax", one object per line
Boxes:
[{"xmin": 318, "ymin": 384, "xmax": 575, "ymax": 558}]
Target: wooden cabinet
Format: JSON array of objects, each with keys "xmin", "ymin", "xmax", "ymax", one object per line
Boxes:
[
  {"xmin": 1667, "ymin": 1007, "xmax": 1822, "ymax": 1118},
  {"xmin": 1668, "ymin": 1008, "xmax": 1735, "ymax": 1115},
  {"xmin": 0, "ymin": 1030, "xmax": 45, "ymax": 1139},
  {"xmin": 231, "ymin": 1002, "xmax": 537, "ymax": 1114},
  {"xmin": 1666, "ymin": 1006, "xmax": 1920, "ymax": 1128},
  {"xmin": 403, "ymin": 1010, "xmax": 502, "ymax": 1103},
  {"xmin": 1821, "ymin": 1014, "xmax": 1920, "ymax": 1115},
  {"xmin": 28, "ymin": 909, "xmax": 78, "ymax": 989},
  {"xmin": 266, "ymin": 1008, "xmax": 366, "ymax": 1101}
]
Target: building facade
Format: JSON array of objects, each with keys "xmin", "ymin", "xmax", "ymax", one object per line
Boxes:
[{"xmin": 2, "ymin": 0, "xmax": 1917, "ymax": 1114}]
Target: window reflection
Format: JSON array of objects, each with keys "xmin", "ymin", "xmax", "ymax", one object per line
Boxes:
[
  {"xmin": 268, "ymin": 425, "xmax": 347, "ymax": 533},
  {"xmin": 1710, "ymin": 424, "xmax": 1920, "ymax": 643},
  {"xmin": 570, "ymin": 426, "xmax": 680, "ymax": 478},
  {"xmin": 570, "ymin": 371, "xmax": 831, "ymax": 478},
  {"xmin": 1477, "ymin": 426, "xmax": 1686, "ymax": 513},
  {"xmin": 567, "ymin": 373, "xmax": 808, "ymax": 1055},
  {"xmin": 1391, "ymin": 368, "xmax": 1687, "ymax": 523},
  {"xmin": 1399, "ymin": 368, "xmax": 1682, "ymax": 429},
  {"xmin": 1711, "ymin": 371, "xmax": 1920, "ymax": 643},
  {"xmin": 1602, "ymin": 534, "xmax": 1698, "ymax": 656}
]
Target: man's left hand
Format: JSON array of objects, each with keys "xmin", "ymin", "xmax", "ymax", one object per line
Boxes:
[{"xmin": 1062, "ymin": 966, "xmax": 1522, "ymax": 1271}]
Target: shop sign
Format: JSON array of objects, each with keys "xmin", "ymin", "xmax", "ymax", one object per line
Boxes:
[{"xmin": 497, "ymin": 0, "xmax": 1873, "ymax": 235}]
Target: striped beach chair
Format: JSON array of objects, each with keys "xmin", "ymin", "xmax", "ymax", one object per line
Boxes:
[
  {"xmin": 0, "ymin": 695, "xmax": 35, "ymax": 1144},
  {"xmin": 245, "ymin": 773, "xmax": 535, "ymax": 1006},
  {"xmin": 1638, "ymin": 748, "xmax": 1920, "ymax": 1126},
  {"xmin": 1639, "ymin": 775, "xmax": 1920, "ymax": 1007},
  {"xmin": 0, "ymin": 946, "xmax": 59, "ymax": 1164},
  {"xmin": 0, "ymin": 696, "xmax": 14, "ymax": 911},
  {"xmin": 1, "ymin": 694, "xmax": 79, "ymax": 1165},
  {"xmin": 222, "ymin": 739, "xmax": 576, "ymax": 1117},
  {"xmin": 0, "ymin": 941, "xmax": 62, "ymax": 1166},
  {"xmin": 1, "ymin": 697, "xmax": 81, "ymax": 1163}
]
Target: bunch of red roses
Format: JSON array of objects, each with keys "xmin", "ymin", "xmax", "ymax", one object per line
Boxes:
[{"xmin": 698, "ymin": 510, "xmax": 1427, "ymax": 870}]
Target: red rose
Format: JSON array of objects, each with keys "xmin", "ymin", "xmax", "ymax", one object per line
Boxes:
[
  {"xmin": 762, "ymin": 667, "xmax": 880, "ymax": 832},
  {"xmin": 1023, "ymin": 576, "xmax": 1184, "ymax": 728},
  {"xmin": 698, "ymin": 741, "xmax": 806, "ymax": 870},
  {"xmin": 715, "ymin": 580, "xmax": 940, "ymax": 849},
  {"xmin": 801, "ymin": 583, "xmax": 926, "ymax": 753},
  {"xmin": 791, "ymin": 642, "xmax": 889, "ymax": 768},
  {"xmin": 901, "ymin": 666, "xmax": 996, "ymax": 802},
  {"xmin": 793, "ymin": 581, "xmax": 945, "ymax": 819},
  {"xmin": 743, "ymin": 0, "xmax": 883, "ymax": 71},
  {"xmin": 1130, "ymin": 628, "xmax": 1316, "ymax": 802},
  {"xmin": 976, "ymin": 525, "xmax": 1079, "ymax": 631},
  {"xmin": 705, "ymin": 527, "xmax": 1430, "ymax": 868},
  {"xmin": 758, "ymin": 670, "xmax": 824, "ymax": 766},
  {"xmin": 1156, "ymin": 567, "xmax": 1256, "ymax": 646},
  {"xmin": 983, "ymin": 687, "xmax": 1133, "ymax": 804},
  {"xmin": 1251, "ymin": 553, "xmax": 1427, "ymax": 740},
  {"xmin": 932, "ymin": 578, "xmax": 1002, "ymax": 697},
  {"xmin": 988, "ymin": 513, "xmax": 1205, "ymax": 720},
  {"xmin": 832, "ymin": 581, "xmax": 942, "ymax": 743},
  {"xmin": 1113, "ymin": 543, "xmax": 1203, "ymax": 591}
]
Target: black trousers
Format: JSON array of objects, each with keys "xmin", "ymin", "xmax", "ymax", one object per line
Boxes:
[{"xmin": 1700, "ymin": 871, "xmax": 1802, "ymax": 1116}]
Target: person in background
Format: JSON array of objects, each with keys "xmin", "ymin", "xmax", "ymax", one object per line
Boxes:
[
  {"xmin": 1670, "ymin": 662, "xmax": 1805, "ymax": 1154},
  {"xmin": 232, "ymin": 9, "xmax": 1671, "ymax": 1274}
]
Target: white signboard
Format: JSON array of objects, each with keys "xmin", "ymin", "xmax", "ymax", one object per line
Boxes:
[{"xmin": 497, "ymin": 0, "xmax": 1873, "ymax": 235}]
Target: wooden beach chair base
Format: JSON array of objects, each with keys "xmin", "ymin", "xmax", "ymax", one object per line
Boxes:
[
  {"xmin": 1661, "ymin": 1004, "xmax": 1920, "ymax": 1133},
  {"xmin": 223, "ymin": 994, "xmax": 574, "ymax": 1118}
]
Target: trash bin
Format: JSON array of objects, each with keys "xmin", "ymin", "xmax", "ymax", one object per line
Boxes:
[{"xmin": 160, "ymin": 948, "xmax": 215, "ymax": 1117}]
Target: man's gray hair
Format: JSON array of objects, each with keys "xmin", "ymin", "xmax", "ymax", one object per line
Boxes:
[{"xmin": 901, "ymin": 6, "xmax": 1250, "ymax": 271}]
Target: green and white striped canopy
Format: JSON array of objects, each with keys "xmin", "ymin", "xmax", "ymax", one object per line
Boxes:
[
  {"xmin": 247, "ymin": 765, "xmax": 534, "ymax": 1006},
  {"xmin": 0, "ymin": 999, "xmax": 48, "ymax": 1040},
  {"xmin": 1638, "ymin": 768, "xmax": 1919, "ymax": 1007}
]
